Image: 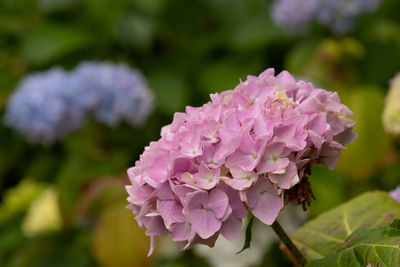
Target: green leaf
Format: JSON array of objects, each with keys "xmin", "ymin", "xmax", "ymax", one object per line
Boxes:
[
  {"xmin": 21, "ymin": 23, "xmax": 92, "ymax": 65},
  {"xmin": 236, "ymin": 215, "xmax": 254, "ymax": 254},
  {"xmin": 306, "ymin": 223, "xmax": 400, "ymax": 267},
  {"xmin": 291, "ymin": 191, "xmax": 400, "ymax": 261}
]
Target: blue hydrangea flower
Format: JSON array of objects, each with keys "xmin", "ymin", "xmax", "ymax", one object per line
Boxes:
[
  {"xmin": 270, "ymin": 0, "xmax": 319, "ymax": 33},
  {"xmin": 4, "ymin": 68, "xmax": 88, "ymax": 145},
  {"xmin": 271, "ymin": 0, "xmax": 381, "ymax": 34},
  {"xmin": 72, "ymin": 61, "xmax": 153, "ymax": 127},
  {"xmin": 4, "ymin": 62, "xmax": 154, "ymax": 145}
]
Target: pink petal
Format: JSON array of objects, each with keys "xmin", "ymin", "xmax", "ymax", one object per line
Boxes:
[
  {"xmin": 258, "ymin": 157, "xmax": 289, "ymax": 174},
  {"xmin": 186, "ymin": 191, "xmax": 208, "ymax": 211},
  {"xmin": 220, "ymin": 215, "xmax": 242, "ymax": 241},
  {"xmin": 171, "ymin": 222, "xmax": 195, "ymax": 242},
  {"xmin": 158, "ymin": 200, "xmax": 185, "ymax": 227},
  {"xmin": 217, "ymin": 183, "xmax": 248, "ymax": 219},
  {"xmin": 193, "ymin": 163, "xmax": 220, "ymax": 190},
  {"xmin": 252, "ymin": 192, "xmax": 282, "ymax": 225},
  {"xmin": 147, "ymin": 236, "xmax": 156, "ymax": 257},
  {"xmin": 208, "ymin": 189, "xmax": 229, "ymax": 219},
  {"xmin": 225, "ymin": 151, "xmax": 259, "ymax": 172},
  {"xmin": 156, "ymin": 182, "xmax": 174, "ymax": 200},
  {"xmin": 268, "ymin": 162, "xmax": 299, "ymax": 189},
  {"xmin": 245, "ymin": 179, "xmax": 283, "ymax": 225},
  {"xmin": 189, "ymin": 209, "xmax": 222, "ymax": 239}
]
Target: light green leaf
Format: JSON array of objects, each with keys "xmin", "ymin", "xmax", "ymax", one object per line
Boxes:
[
  {"xmin": 306, "ymin": 221, "xmax": 400, "ymax": 267},
  {"xmin": 291, "ymin": 191, "xmax": 400, "ymax": 261}
]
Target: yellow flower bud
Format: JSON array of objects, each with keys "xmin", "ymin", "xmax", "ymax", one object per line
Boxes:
[
  {"xmin": 22, "ymin": 187, "xmax": 62, "ymax": 237},
  {"xmin": 383, "ymin": 74, "xmax": 400, "ymax": 136}
]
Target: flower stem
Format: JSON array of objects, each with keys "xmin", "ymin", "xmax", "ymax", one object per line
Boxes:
[{"xmin": 271, "ymin": 220, "xmax": 307, "ymax": 266}]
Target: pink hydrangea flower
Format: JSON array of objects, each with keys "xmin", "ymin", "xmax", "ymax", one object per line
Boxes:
[{"xmin": 126, "ymin": 69, "xmax": 356, "ymax": 254}]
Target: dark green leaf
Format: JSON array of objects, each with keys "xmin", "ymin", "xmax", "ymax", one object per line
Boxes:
[{"xmin": 236, "ymin": 215, "xmax": 254, "ymax": 254}]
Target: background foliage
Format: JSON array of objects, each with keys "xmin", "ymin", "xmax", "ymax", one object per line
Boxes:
[{"xmin": 1, "ymin": 0, "xmax": 400, "ymax": 266}]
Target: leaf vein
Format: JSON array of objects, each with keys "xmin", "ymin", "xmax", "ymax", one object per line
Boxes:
[
  {"xmin": 373, "ymin": 246, "xmax": 387, "ymax": 267},
  {"xmin": 343, "ymin": 204, "xmax": 352, "ymax": 235}
]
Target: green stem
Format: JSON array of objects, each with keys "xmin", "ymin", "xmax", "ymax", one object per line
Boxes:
[{"xmin": 271, "ymin": 220, "xmax": 307, "ymax": 266}]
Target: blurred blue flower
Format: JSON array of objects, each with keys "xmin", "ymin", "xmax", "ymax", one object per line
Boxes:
[
  {"xmin": 73, "ymin": 61, "xmax": 153, "ymax": 127},
  {"xmin": 4, "ymin": 68, "xmax": 88, "ymax": 145},
  {"xmin": 271, "ymin": 0, "xmax": 381, "ymax": 34},
  {"xmin": 4, "ymin": 62, "xmax": 153, "ymax": 145},
  {"xmin": 271, "ymin": 0, "xmax": 319, "ymax": 33}
]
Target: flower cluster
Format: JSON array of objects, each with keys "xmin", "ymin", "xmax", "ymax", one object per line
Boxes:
[
  {"xmin": 271, "ymin": 0, "xmax": 381, "ymax": 34},
  {"xmin": 126, "ymin": 69, "xmax": 356, "ymax": 254},
  {"xmin": 4, "ymin": 61, "xmax": 153, "ymax": 145},
  {"xmin": 382, "ymin": 73, "xmax": 400, "ymax": 137},
  {"xmin": 73, "ymin": 62, "xmax": 153, "ymax": 127},
  {"xmin": 4, "ymin": 68, "xmax": 86, "ymax": 144}
]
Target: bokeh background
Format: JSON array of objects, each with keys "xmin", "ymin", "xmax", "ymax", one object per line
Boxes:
[{"xmin": 1, "ymin": 0, "xmax": 400, "ymax": 266}]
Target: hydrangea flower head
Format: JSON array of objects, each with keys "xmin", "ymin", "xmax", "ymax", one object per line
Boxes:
[
  {"xmin": 271, "ymin": 0, "xmax": 381, "ymax": 34},
  {"xmin": 4, "ymin": 62, "xmax": 153, "ymax": 144},
  {"xmin": 126, "ymin": 69, "xmax": 356, "ymax": 254},
  {"xmin": 72, "ymin": 61, "xmax": 153, "ymax": 127},
  {"xmin": 382, "ymin": 74, "xmax": 400, "ymax": 137},
  {"xmin": 3, "ymin": 68, "xmax": 87, "ymax": 144},
  {"xmin": 270, "ymin": 0, "xmax": 319, "ymax": 33}
]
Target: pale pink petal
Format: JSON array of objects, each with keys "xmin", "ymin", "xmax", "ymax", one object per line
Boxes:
[
  {"xmin": 208, "ymin": 189, "xmax": 229, "ymax": 219},
  {"xmin": 220, "ymin": 215, "xmax": 242, "ymax": 241},
  {"xmin": 171, "ymin": 222, "xmax": 196, "ymax": 242},
  {"xmin": 189, "ymin": 209, "xmax": 222, "ymax": 239},
  {"xmin": 268, "ymin": 162, "xmax": 299, "ymax": 189},
  {"xmin": 245, "ymin": 179, "xmax": 283, "ymax": 225}
]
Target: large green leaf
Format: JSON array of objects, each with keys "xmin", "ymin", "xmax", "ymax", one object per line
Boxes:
[
  {"xmin": 306, "ymin": 221, "xmax": 400, "ymax": 266},
  {"xmin": 291, "ymin": 191, "xmax": 400, "ymax": 261}
]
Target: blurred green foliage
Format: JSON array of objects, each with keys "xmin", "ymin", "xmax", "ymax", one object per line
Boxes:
[{"xmin": 1, "ymin": 0, "xmax": 400, "ymax": 266}]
